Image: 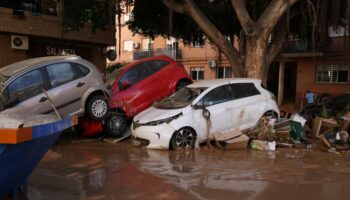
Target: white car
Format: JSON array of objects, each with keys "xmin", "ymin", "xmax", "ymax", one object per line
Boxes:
[{"xmin": 131, "ymin": 78, "xmax": 280, "ymax": 149}]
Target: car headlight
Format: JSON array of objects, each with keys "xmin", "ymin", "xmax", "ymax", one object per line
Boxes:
[{"xmin": 134, "ymin": 113, "xmax": 183, "ymax": 128}]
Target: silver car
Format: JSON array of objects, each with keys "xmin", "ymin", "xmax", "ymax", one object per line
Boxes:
[{"xmin": 0, "ymin": 56, "xmax": 110, "ymax": 119}]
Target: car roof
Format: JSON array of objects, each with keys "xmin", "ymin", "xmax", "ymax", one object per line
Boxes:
[
  {"xmin": 187, "ymin": 78, "xmax": 261, "ymax": 88},
  {"xmin": 119, "ymin": 55, "xmax": 175, "ymax": 71},
  {"xmin": 0, "ymin": 55, "xmax": 81, "ymax": 77}
]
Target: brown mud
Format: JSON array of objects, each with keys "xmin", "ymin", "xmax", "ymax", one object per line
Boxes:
[{"xmin": 25, "ymin": 137, "xmax": 350, "ymax": 200}]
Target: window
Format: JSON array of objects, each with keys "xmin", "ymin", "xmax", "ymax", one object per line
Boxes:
[
  {"xmin": 230, "ymin": 83, "xmax": 260, "ymax": 99},
  {"xmin": 190, "ymin": 67, "xmax": 204, "ymax": 80},
  {"xmin": 123, "ymin": 40, "xmax": 133, "ymax": 52},
  {"xmin": 191, "ymin": 36, "xmax": 206, "ymax": 48},
  {"xmin": 217, "ymin": 67, "xmax": 232, "ymax": 78},
  {"xmin": 166, "ymin": 38, "xmax": 176, "ymax": 49},
  {"xmin": 118, "ymin": 63, "xmax": 152, "ymax": 89},
  {"xmin": 47, "ymin": 63, "xmax": 79, "ymax": 87},
  {"xmin": 124, "ymin": 13, "xmax": 132, "ymax": 23},
  {"xmin": 74, "ymin": 63, "xmax": 90, "ymax": 76},
  {"xmin": 316, "ymin": 65, "xmax": 348, "ymax": 83},
  {"xmin": 142, "ymin": 38, "xmax": 154, "ymax": 51},
  {"xmin": 146, "ymin": 60, "xmax": 169, "ymax": 74},
  {"xmin": 198, "ymin": 85, "xmax": 232, "ymax": 107},
  {"xmin": 328, "ymin": 26, "xmax": 349, "ymax": 37},
  {"xmin": 7, "ymin": 69, "xmax": 44, "ymax": 102}
]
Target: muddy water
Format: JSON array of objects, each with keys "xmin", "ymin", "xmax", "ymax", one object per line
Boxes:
[{"xmin": 27, "ymin": 138, "xmax": 350, "ymax": 200}]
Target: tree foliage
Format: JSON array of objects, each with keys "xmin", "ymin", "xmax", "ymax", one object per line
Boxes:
[
  {"xmin": 123, "ymin": 0, "xmax": 349, "ymax": 80},
  {"xmin": 129, "ymin": 0, "xmax": 241, "ymax": 45},
  {"xmin": 62, "ymin": 0, "xmax": 110, "ymax": 33},
  {"xmin": 129, "ymin": 0, "xmax": 348, "ymax": 48}
]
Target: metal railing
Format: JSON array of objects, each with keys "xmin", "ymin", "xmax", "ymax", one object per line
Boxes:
[
  {"xmin": 281, "ymin": 39, "xmax": 322, "ymax": 53},
  {"xmin": 133, "ymin": 49, "xmax": 182, "ymax": 60}
]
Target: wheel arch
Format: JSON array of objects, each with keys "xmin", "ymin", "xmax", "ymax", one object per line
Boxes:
[
  {"xmin": 169, "ymin": 126, "xmax": 197, "ymax": 150},
  {"xmin": 83, "ymin": 90, "xmax": 110, "ymax": 112}
]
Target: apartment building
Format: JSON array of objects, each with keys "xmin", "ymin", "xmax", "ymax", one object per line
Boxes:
[
  {"xmin": 0, "ymin": 0, "xmax": 115, "ymax": 71},
  {"xmin": 112, "ymin": 10, "xmax": 350, "ymax": 108},
  {"xmin": 270, "ymin": 29, "xmax": 350, "ymax": 107},
  {"xmin": 109, "ymin": 11, "xmax": 239, "ymax": 81}
]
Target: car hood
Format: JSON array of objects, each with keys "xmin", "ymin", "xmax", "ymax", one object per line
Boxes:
[{"xmin": 134, "ymin": 106, "xmax": 183, "ymax": 124}]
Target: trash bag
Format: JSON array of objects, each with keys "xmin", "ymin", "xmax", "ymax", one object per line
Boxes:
[{"xmin": 289, "ymin": 121, "xmax": 307, "ymax": 142}]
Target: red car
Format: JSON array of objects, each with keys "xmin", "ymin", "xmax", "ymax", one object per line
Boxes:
[{"xmin": 105, "ymin": 55, "xmax": 192, "ymax": 136}]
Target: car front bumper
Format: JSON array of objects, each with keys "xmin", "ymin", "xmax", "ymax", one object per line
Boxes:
[{"xmin": 131, "ymin": 122, "xmax": 176, "ymax": 149}]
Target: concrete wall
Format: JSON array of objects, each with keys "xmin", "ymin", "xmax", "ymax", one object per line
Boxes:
[
  {"xmin": 0, "ymin": 7, "xmax": 114, "ymax": 45},
  {"xmin": 0, "ymin": 34, "xmax": 26, "ymax": 67},
  {"xmin": 295, "ymin": 59, "xmax": 350, "ymax": 106}
]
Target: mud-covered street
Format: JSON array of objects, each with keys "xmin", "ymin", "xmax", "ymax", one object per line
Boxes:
[{"xmin": 25, "ymin": 136, "xmax": 350, "ymax": 200}]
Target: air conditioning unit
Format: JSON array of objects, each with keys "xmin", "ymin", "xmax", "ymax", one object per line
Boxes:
[
  {"xmin": 133, "ymin": 42, "xmax": 140, "ymax": 49},
  {"xmin": 11, "ymin": 35, "xmax": 29, "ymax": 50},
  {"xmin": 208, "ymin": 60, "xmax": 217, "ymax": 68}
]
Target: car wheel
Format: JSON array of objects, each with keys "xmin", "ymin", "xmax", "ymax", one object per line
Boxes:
[
  {"xmin": 170, "ymin": 127, "xmax": 196, "ymax": 149},
  {"xmin": 86, "ymin": 95, "xmax": 109, "ymax": 120},
  {"xmin": 104, "ymin": 112, "xmax": 127, "ymax": 137},
  {"xmin": 176, "ymin": 80, "xmax": 190, "ymax": 91}
]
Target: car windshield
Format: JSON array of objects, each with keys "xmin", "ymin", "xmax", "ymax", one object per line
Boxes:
[
  {"xmin": 106, "ymin": 69, "xmax": 123, "ymax": 86},
  {"xmin": 155, "ymin": 87, "xmax": 207, "ymax": 109}
]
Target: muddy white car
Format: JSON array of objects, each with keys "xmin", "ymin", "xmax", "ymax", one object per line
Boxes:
[{"xmin": 131, "ymin": 78, "xmax": 280, "ymax": 149}]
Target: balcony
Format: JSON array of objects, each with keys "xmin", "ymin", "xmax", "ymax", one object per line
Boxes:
[
  {"xmin": 281, "ymin": 39, "xmax": 323, "ymax": 53},
  {"xmin": 133, "ymin": 49, "xmax": 182, "ymax": 60},
  {"xmin": 280, "ymin": 39, "xmax": 324, "ymax": 58}
]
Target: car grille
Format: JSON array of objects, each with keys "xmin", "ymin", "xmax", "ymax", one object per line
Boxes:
[{"xmin": 132, "ymin": 137, "xmax": 150, "ymax": 147}]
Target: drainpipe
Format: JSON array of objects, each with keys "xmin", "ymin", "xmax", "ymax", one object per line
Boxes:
[{"xmin": 278, "ymin": 62, "xmax": 285, "ymax": 106}]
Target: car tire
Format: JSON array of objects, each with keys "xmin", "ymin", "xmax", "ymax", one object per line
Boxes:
[
  {"xmin": 104, "ymin": 112, "xmax": 127, "ymax": 137},
  {"xmin": 176, "ymin": 80, "xmax": 190, "ymax": 91},
  {"xmin": 170, "ymin": 127, "xmax": 197, "ymax": 149},
  {"xmin": 86, "ymin": 95, "xmax": 109, "ymax": 120}
]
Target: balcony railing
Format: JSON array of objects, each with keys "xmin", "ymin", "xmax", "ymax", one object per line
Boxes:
[
  {"xmin": 281, "ymin": 39, "xmax": 322, "ymax": 53},
  {"xmin": 133, "ymin": 49, "xmax": 182, "ymax": 60}
]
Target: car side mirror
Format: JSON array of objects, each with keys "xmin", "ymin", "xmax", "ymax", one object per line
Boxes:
[
  {"xmin": 202, "ymin": 108, "xmax": 211, "ymax": 119},
  {"xmin": 193, "ymin": 98, "xmax": 205, "ymax": 110},
  {"xmin": 121, "ymin": 81, "xmax": 131, "ymax": 90}
]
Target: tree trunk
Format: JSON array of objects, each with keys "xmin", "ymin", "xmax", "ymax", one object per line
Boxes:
[{"xmin": 244, "ymin": 37, "xmax": 268, "ymax": 81}]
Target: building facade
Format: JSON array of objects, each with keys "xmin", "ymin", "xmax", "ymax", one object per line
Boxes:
[
  {"xmin": 112, "ymin": 10, "xmax": 350, "ymax": 109},
  {"xmin": 109, "ymin": 11, "xmax": 239, "ymax": 81},
  {"xmin": 271, "ymin": 32, "xmax": 350, "ymax": 107},
  {"xmin": 0, "ymin": 1, "xmax": 115, "ymax": 71}
]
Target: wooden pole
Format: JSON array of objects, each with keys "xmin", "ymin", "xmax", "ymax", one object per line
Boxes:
[
  {"xmin": 278, "ymin": 62, "xmax": 285, "ymax": 106},
  {"xmin": 42, "ymin": 89, "xmax": 62, "ymax": 120}
]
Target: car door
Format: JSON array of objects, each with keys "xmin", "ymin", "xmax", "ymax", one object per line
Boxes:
[
  {"xmin": 118, "ymin": 62, "xmax": 154, "ymax": 114},
  {"xmin": 229, "ymin": 82, "xmax": 266, "ymax": 130},
  {"xmin": 193, "ymin": 84, "xmax": 234, "ymax": 138},
  {"xmin": 45, "ymin": 62, "xmax": 89, "ymax": 117},
  {"xmin": 2, "ymin": 68, "xmax": 52, "ymax": 114},
  {"xmin": 145, "ymin": 60, "xmax": 171, "ymax": 100}
]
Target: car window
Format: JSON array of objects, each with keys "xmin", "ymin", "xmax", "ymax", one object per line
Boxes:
[
  {"xmin": 146, "ymin": 60, "xmax": 169, "ymax": 74},
  {"xmin": 230, "ymin": 83, "xmax": 260, "ymax": 99},
  {"xmin": 6, "ymin": 69, "xmax": 44, "ymax": 102},
  {"xmin": 118, "ymin": 63, "xmax": 152, "ymax": 89},
  {"xmin": 198, "ymin": 85, "xmax": 232, "ymax": 107},
  {"xmin": 75, "ymin": 63, "xmax": 90, "ymax": 76},
  {"xmin": 47, "ymin": 63, "xmax": 79, "ymax": 88}
]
